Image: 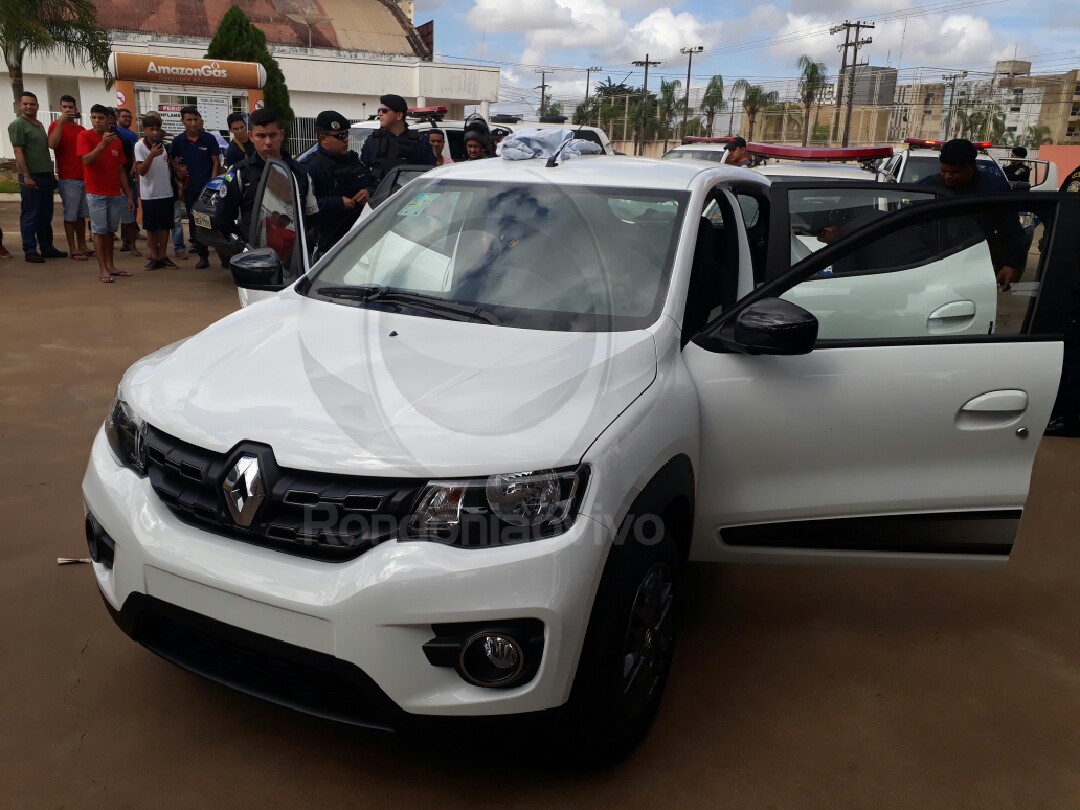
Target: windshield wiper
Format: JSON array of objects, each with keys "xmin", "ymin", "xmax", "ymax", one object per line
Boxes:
[{"xmin": 314, "ymin": 285, "xmax": 500, "ymax": 324}]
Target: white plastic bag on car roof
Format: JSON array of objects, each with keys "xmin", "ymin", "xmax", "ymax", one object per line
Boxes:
[{"xmin": 498, "ymin": 128, "xmax": 603, "ymax": 161}]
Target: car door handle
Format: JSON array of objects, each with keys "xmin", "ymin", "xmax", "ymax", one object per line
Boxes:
[
  {"xmin": 957, "ymin": 389, "xmax": 1029, "ymax": 430},
  {"xmin": 927, "ymin": 300, "xmax": 976, "ymax": 334}
]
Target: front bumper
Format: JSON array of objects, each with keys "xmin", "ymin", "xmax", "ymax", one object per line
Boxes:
[{"xmin": 83, "ymin": 428, "xmax": 609, "ymax": 719}]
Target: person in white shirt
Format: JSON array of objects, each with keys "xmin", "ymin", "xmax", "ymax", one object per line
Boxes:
[{"xmin": 133, "ymin": 114, "xmax": 180, "ymax": 270}]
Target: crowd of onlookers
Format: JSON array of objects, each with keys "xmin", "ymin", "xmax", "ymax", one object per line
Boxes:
[{"xmin": 5, "ymin": 91, "xmax": 249, "ymax": 281}]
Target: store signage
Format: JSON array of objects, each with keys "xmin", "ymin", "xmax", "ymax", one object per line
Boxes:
[{"xmin": 110, "ymin": 52, "xmax": 266, "ymax": 88}]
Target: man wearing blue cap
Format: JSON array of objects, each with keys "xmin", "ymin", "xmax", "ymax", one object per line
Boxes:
[{"xmin": 306, "ymin": 110, "xmax": 370, "ymax": 252}]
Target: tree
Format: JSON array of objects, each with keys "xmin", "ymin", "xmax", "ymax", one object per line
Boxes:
[
  {"xmin": 796, "ymin": 55, "xmax": 828, "ymax": 147},
  {"xmin": 538, "ymin": 100, "xmax": 563, "ymax": 118},
  {"xmin": 1, "ymin": 0, "xmax": 112, "ymax": 108},
  {"xmin": 697, "ymin": 74, "xmax": 724, "ymax": 137},
  {"xmin": 206, "ymin": 6, "xmax": 294, "ymax": 133},
  {"xmin": 732, "ymin": 80, "xmax": 779, "ymax": 142},
  {"xmin": 1021, "ymin": 124, "xmax": 1053, "ymax": 147},
  {"xmin": 656, "ymin": 78, "xmax": 681, "ymax": 150}
]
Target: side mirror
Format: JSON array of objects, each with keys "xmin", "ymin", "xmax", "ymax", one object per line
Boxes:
[
  {"xmin": 694, "ymin": 297, "xmax": 818, "ymax": 355},
  {"xmin": 1009, "ymin": 180, "xmax": 1031, "ymax": 193},
  {"xmin": 229, "ymin": 247, "xmax": 288, "ymax": 291}
]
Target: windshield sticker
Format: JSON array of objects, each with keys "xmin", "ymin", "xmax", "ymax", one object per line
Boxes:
[{"xmin": 398, "ymin": 192, "xmax": 437, "ymax": 217}]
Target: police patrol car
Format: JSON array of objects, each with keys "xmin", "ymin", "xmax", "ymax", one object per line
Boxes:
[{"xmin": 83, "ymin": 146, "xmax": 1079, "ymax": 763}]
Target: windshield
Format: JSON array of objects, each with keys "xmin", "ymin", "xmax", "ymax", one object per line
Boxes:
[
  {"xmin": 308, "ymin": 179, "xmax": 689, "ymax": 331},
  {"xmin": 663, "ymin": 149, "xmax": 727, "ymax": 163}
]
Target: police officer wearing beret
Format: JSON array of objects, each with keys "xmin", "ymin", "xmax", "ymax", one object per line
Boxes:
[
  {"xmin": 358, "ymin": 94, "xmax": 435, "ymax": 194},
  {"xmin": 212, "ymin": 107, "xmax": 317, "ymax": 252},
  {"xmin": 305, "ymin": 110, "xmax": 370, "ymax": 252}
]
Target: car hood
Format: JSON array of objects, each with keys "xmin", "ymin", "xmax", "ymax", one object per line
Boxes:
[{"xmin": 124, "ymin": 295, "xmax": 657, "ymax": 477}]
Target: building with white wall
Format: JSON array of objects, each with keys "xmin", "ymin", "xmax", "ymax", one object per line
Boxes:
[{"xmin": 2, "ymin": 0, "xmax": 499, "ymax": 157}]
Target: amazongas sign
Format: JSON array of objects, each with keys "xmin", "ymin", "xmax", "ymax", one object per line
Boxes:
[{"xmin": 109, "ymin": 53, "xmax": 266, "ymax": 89}]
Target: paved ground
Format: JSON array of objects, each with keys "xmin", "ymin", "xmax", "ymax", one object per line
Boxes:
[{"xmin": 1, "ymin": 202, "xmax": 1079, "ymax": 808}]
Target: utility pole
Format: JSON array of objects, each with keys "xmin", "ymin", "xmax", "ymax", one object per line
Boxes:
[
  {"xmin": 534, "ymin": 69, "xmax": 551, "ymax": 116},
  {"xmin": 584, "ymin": 65, "xmax": 603, "ymax": 125},
  {"xmin": 838, "ymin": 21, "xmax": 874, "ymax": 146},
  {"xmin": 728, "ymin": 93, "xmax": 738, "ymax": 135},
  {"xmin": 632, "ymin": 54, "xmax": 660, "ymax": 155},
  {"xmin": 830, "ymin": 22, "xmax": 851, "ymax": 142},
  {"xmin": 942, "ymin": 70, "xmax": 968, "ymax": 139},
  {"xmin": 680, "ymin": 46, "xmax": 703, "ymax": 137}
]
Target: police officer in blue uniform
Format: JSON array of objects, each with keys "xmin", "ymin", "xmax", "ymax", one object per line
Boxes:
[
  {"xmin": 304, "ymin": 110, "xmax": 370, "ymax": 253},
  {"xmin": 357, "ymin": 94, "xmax": 435, "ymax": 195}
]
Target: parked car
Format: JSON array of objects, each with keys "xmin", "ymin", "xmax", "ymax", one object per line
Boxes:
[{"xmin": 84, "ymin": 151, "xmax": 1079, "ymax": 764}]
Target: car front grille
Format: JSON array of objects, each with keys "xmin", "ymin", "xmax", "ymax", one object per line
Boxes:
[
  {"xmin": 113, "ymin": 593, "xmax": 402, "ymax": 730},
  {"xmin": 143, "ymin": 425, "xmax": 425, "ymax": 561}
]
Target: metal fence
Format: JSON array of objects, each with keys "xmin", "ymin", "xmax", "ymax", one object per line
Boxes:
[{"xmin": 289, "ymin": 116, "xmax": 367, "ymax": 155}]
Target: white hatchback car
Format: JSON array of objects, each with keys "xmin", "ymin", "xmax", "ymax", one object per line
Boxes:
[{"xmin": 84, "ymin": 153, "xmax": 1078, "ymax": 762}]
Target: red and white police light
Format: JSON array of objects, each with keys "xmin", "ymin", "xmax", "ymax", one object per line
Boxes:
[
  {"xmin": 903, "ymin": 137, "xmax": 994, "ymax": 150},
  {"xmin": 407, "ymin": 105, "xmax": 448, "ymax": 119},
  {"xmin": 747, "ymin": 142, "xmax": 894, "ymax": 161}
]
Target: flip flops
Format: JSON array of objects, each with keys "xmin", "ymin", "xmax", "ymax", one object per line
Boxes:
[
  {"xmin": 98, "ymin": 274, "xmax": 114, "ymax": 283},
  {"xmin": 70, "ymin": 253, "xmax": 89, "ymax": 262},
  {"xmin": 110, "ymin": 270, "xmax": 132, "ymax": 277}
]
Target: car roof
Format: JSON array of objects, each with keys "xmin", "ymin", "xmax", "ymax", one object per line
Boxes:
[
  {"xmin": 899, "ymin": 147, "xmax": 999, "ymax": 162},
  {"xmin": 753, "ymin": 162, "xmax": 882, "ymax": 180},
  {"xmin": 666, "ymin": 143, "xmax": 729, "ymax": 153},
  {"xmin": 411, "ymin": 154, "xmax": 766, "ymax": 191}
]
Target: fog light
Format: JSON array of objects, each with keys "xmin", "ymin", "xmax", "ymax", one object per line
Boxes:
[{"xmin": 460, "ymin": 632, "xmax": 525, "ymax": 687}]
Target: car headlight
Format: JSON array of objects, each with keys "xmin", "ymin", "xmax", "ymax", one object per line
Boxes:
[
  {"xmin": 406, "ymin": 466, "xmax": 588, "ymax": 547},
  {"xmin": 104, "ymin": 389, "xmax": 148, "ymax": 476}
]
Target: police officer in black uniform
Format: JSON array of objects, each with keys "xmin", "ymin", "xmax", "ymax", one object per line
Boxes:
[
  {"xmin": 357, "ymin": 94, "xmax": 436, "ymax": 195},
  {"xmin": 1002, "ymin": 146, "xmax": 1032, "ymax": 183},
  {"xmin": 305, "ymin": 110, "xmax": 370, "ymax": 253},
  {"xmin": 212, "ymin": 107, "xmax": 317, "ymax": 248}
]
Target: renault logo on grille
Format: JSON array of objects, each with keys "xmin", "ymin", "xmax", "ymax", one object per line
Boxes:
[{"xmin": 223, "ymin": 455, "xmax": 265, "ymax": 527}]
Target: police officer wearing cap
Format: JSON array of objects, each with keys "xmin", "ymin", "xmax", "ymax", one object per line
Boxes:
[
  {"xmin": 724, "ymin": 136, "xmax": 751, "ymax": 167},
  {"xmin": 305, "ymin": 110, "xmax": 370, "ymax": 252},
  {"xmin": 358, "ymin": 94, "xmax": 436, "ymax": 194}
]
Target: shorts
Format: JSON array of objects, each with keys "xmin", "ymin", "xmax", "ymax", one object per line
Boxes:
[
  {"xmin": 141, "ymin": 197, "xmax": 174, "ymax": 232},
  {"xmin": 120, "ymin": 194, "xmax": 138, "ymax": 225},
  {"xmin": 57, "ymin": 179, "xmax": 89, "ymax": 222},
  {"xmin": 87, "ymin": 193, "xmax": 125, "ymax": 235}
]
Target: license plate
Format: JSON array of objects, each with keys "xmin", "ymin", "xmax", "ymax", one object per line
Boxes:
[{"xmin": 193, "ymin": 211, "xmax": 211, "ymax": 230}]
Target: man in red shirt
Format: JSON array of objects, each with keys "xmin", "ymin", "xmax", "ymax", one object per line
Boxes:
[
  {"xmin": 76, "ymin": 104, "xmax": 134, "ymax": 283},
  {"xmin": 47, "ymin": 94, "xmax": 92, "ymax": 260}
]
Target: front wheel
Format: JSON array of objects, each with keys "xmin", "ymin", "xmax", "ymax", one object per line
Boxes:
[{"xmin": 561, "ymin": 523, "xmax": 680, "ymax": 765}]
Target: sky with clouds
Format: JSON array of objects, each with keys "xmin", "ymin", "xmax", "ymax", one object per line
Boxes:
[{"xmin": 412, "ymin": 0, "xmax": 1080, "ymax": 115}]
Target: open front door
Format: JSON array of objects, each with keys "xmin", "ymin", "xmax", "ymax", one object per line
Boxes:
[
  {"xmin": 685, "ymin": 189, "xmax": 1079, "ymax": 565},
  {"xmin": 236, "ymin": 158, "xmax": 310, "ymax": 307}
]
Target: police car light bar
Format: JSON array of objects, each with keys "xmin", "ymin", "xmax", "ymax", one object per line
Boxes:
[
  {"xmin": 904, "ymin": 137, "xmax": 944, "ymax": 148},
  {"xmin": 747, "ymin": 142, "xmax": 893, "ymax": 161},
  {"xmin": 407, "ymin": 105, "xmax": 448, "ymax": 119},
  {"xmin": 903, "ymin": 138, "xmax": 995, "ymax": 151}
]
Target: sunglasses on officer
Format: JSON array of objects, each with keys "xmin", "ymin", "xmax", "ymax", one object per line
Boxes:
[{"xmin": 320, "ymin": 131, "xmax": 348, "ymax": 141}]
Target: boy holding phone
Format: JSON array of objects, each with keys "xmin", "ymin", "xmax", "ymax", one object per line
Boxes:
[
  {"xmin": 47, "ymin": 94, "xmax": 92, "ymax": 260},
  {"xmin": 134, "ymin": 114, "xmax": 178, "ymax": 270}
]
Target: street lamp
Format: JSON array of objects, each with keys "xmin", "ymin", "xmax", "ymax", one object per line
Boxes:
[{"xmin": 680, "ymin": 46, "xmax": 703, "ymax": 136}]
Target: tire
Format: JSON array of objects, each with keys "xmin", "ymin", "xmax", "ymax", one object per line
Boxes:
[{"xmin": 561, "ymin": 520, "xmax": 681, "ymax": 765}]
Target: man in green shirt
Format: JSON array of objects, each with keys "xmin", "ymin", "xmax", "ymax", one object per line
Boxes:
[{"xmin": 8, "ymin": 91, "xmax": 65, "ymax": 262}]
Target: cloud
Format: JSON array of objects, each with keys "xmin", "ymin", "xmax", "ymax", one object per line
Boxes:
[{"xmin": 466, "ymin": 0, "xmax": 575, "ymax": 32}]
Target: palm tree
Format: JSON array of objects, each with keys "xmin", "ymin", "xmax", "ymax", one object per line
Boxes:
[
  {"xmin": 697, "ymin": 74, "xmax": 724, "ymax": 137},
  {"xmin": 1022, "ymin": 124, "xmax": 1053, "ymax": 147},
  {"xmin": 732, "ymin": 80, "xmax": 779, "ymax": 142},
  {"xmin": 796, "ymin": 55, "xmax": 829, "ymax": 147},
  {"xmin": 656, "ymin": 78, "xmax": 681, "ymax": 150},
  {"xmin": 1, "ymin": 0, "xmax": 112, "ymax": 108}
]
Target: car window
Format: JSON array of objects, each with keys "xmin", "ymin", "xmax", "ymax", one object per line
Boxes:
[
  {"xmin": 254, "ymin": 162, "xmax": 299, "ymax": 266},
  {"xmin": 784, "ymin": 187, "xmax": 937, "ymax": 266},
  {"xmin": 309, "ymin": 179, "xmax": 690, "ymax": 331},
  {"xmin": 779, "ymin": 198, "xmax": 1051, "ymax": 341}
]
